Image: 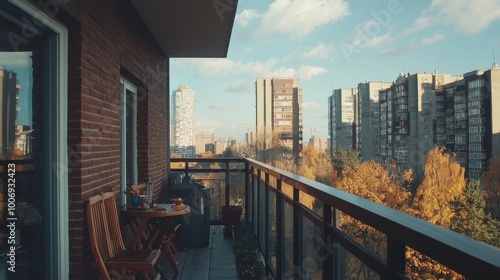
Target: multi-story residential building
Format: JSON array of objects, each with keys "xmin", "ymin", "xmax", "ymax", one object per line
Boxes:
[
  {"xmin": 227, "ymin": 137, "xmax": 237, "ymax": 147},
  {"xmin": 214, "ymin": 138, "xmax": 227, "ymax": 154},
  {"xmin": 171, "ymin": 85, "xmax": 196, "ymax": 157},
  {"xmin": 436, "ymin": 66, "xmax": 500, "ymax": 179},
  {"xmin": 357, "ymin": 81, "xmax": 392, "ymax": 161},
  {"xmin": 255, "ymin": 78, "xmax": 303, "ymax": 158},
  {"xmin": 0, "ymin": 69, "xmax": 19, "ymax": 154},
  {"xmin": 377, "ymin": 72, "xmax": 462, "ymax": 179},
  {"xmin": 328, "ymin": 88, "xmax": 357, "ymax": 159},
  {"xmin": 195, "ymin": 132, "xmax": 215, "ymax": 155}
]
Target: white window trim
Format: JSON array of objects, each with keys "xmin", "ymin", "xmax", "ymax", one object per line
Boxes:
[
  {"xmin": 8, "ymin": 0, "xmax": 69, "ymax": 278},
  {"xmin": 120, "ymin": 78, "xmax": 138, "ymax": 206}
]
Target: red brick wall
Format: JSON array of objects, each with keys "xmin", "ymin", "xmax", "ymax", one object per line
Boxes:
[{"xmin": 52, "ymin": 0, "xmax": 169, "ymax": 278}]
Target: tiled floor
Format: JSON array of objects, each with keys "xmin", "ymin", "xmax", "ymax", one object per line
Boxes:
[{"xmin": 159, "ymin": 225, "xmax": 238, "ymax": 280}]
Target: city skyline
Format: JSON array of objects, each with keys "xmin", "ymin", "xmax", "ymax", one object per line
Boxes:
[{"xmin": 170, "ymin": 0, "xmax": 500, "ymax": 143}]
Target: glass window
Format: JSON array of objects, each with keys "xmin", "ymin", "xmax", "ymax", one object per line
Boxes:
[
  {"xmin": 0, "ymin": 0, "xmax": 68, "ymax": 278},
  {"xmin": 120, "ymin": 78, "xmax": 138, "ymax": 205}
]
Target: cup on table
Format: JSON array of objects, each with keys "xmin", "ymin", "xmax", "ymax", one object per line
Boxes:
[
  {"xmin": 170, "ymin": 198, "xmax": 184, "ymax": 206},
  {"xmin": 140, "ymin": 195, "xmax": 152, "ymax": 208}
]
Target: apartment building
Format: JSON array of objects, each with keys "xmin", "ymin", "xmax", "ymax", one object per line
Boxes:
[
  {"xmin": 357, "ymin": 81, "xmax": 392, "ymax": 161},
  {"xmin": 437, "ymin": 66, "xmax": 500, "ymax": 179},
  {"xmin": 0, "ymin": 1, "xmax": 236, "ymax": 277},
  {"xmin": 256, "ymin": 78, "xmax": 303, "ymax": 158},
  {"xmin": 195, "ymin": 132, "xmax": 215, "ymax": 155},
  {"xmin": 328, "ymin": 88, "xmax": 357, "ymax": 159},
  {"xmin": 377, "ymin": 72, "xmax": 462, "ymax": 179},
  {"xmin": 171, "ymin": 85, "xmax": 196, "ymax": 157}
]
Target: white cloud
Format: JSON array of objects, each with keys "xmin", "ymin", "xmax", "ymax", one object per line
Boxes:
[
  {"xmin": 236, "ymin": 9, "xmax": 262, "ymax": 26},
  {"xmin": 402, "ymin": 16, "xmax": 435, "ymax": 37},
  {"xmin": 261, "ymin": 0, "xmax": 350, "ymax": 38},
  {"xmin": 270, "ymin": 67, "xmax": 296, "ymax": 78},
  {"xmin": 225, "ymin": 80, "xmax": 252, "ymax": 92},
  {"xmin": 429, "ymin": 0, "xmax": 500, "ymax": 33},
  {"xmin": 303, "ymin": 42, "xmax": 336, "ymax": 59},
  {"xmin": 238, "ymin": 59, "xmax": 280, "ymax": 76},
  {"xmin": 421, "ymin": 33, "xmax": 444, "ymax": 45},
  {"xmin": 365, "ymin": 34, "xmax": 391, "ymax": 48},
  {"xmin": 196, "ymin": 119, "xmax": 221, "ymax": 133},
  {"xmin": 176, "ymin": 58, "xmax": 280, "ymax": 78},
  {"xmin": 176, "ymin": 59, "xmax": 325, "ymax": 81},
  {"xmin": 297, "ymin": 65, "xmax": 327, "ymax": 81}
]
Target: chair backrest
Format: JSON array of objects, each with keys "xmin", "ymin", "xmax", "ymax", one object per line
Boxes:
[
  {"xmin": 102, "ymin": 191, "xmax": 126, "ymax": 258},
  {"xmin": 86, "ymin": 194, "xmax": 111, "ymax": 280}
]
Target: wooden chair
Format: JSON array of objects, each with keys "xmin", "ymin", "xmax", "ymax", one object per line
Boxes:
[{"xmin": 86, "ymin": 193, "xmax": 162, "ymax": 279}]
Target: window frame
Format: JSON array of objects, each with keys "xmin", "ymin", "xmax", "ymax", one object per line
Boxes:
[
  {"xmin": 120, "ymin": 77, "xmax": 138, "ymax": 206},
  {"xmin": 7, "ymin": 0, "xmax": 69, "ymax": 278}
]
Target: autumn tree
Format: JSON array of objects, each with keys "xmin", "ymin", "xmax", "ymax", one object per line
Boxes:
[
  {"xmin": 333, "ymin": 160, "xmax": 412, "ymax": 278},
  {"xmin": 450, "ymin": 180, "xmax": 500, "ymax": 248},
  {"xmin": 406, "ymin": 147, "xmax": 467, "ymax": 279},
  {"xmin": 409, "ymin": 147, "xmax": 467, "ymax": 226},
  {"xmin": 482, "ymin": 157, "xmax": 500, "ymax": 220},
  {"xmin": 331, "ymin": 147, "xmax": 359, "ymax": 179}
]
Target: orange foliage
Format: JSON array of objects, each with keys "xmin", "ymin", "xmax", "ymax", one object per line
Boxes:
[
  {"xmin": 410, "ymin": 147, "xmax": 466, "ymax": 227},
  {"xmin": 482, "ymin": 157, "xmax": 500, "ymax": 218}
]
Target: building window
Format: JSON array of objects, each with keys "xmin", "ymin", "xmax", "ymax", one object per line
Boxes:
[
  {"xmin": 120, "ymin": 78, "xmax": 138, "ymax": 204},
  {"xmin": 0, "ymin": 0, "xmax": 68, "ymax": 278}
]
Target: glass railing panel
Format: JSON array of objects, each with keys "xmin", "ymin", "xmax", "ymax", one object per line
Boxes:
[
  {"xmin": 258, "ymin": 184, "xmax": 266, "ymax": 250},
  {"xmin": 196, "ymin": 176, "xmax": 226, "ymax": 220},
  {"xmin": 283, "ymin": 201, "xmax": 294, "ymax": 277},
  {"xmin": 269, "ymin": 190, "xmax": 277, "ymax": 270},
  {"xmin": 300, "ymin": 217, "xmax": 324, "ymax": 279},
  {"xmin": 282, "ymin": 182, "xmax": 294, "ymax": 199},
  {"xmin": 268, "ymin": 175, "xmax": 277, "ymax": 189},
  {"xmin": 338, "ymin": 246, "xmax": 381, "ymax": 280},
  {"xmin": 338, "ymin": 211, "xmax": 388, "ymax": 260},
  {"xmin": 405, "ymin": 246, "xmax": 464, "ymax": 279},
  {"xmin": 300, "ymin": 191, "xmax": 323, "ymax": 217},
  {"xmin": 228, "ymin": 173, "xmax": 245, "ymax": 205}
]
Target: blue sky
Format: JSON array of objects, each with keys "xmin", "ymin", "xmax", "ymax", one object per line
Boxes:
[{"xmin": 171, "ymin": 0, "xmax": 500, "ymax": 143}]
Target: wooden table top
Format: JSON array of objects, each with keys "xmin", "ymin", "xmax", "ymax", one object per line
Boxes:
[{"xmin": 121, "ymin": 203, "xmax": 190, "ymax": 218}]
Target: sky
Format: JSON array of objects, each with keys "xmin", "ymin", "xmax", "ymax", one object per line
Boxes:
[{"xmin": 169, "ymin": 0, "xmax": 500, "ymax": 143}]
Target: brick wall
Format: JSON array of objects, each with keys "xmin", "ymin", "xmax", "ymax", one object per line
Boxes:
[{"xmin": 53, "ymin": 0, "xmax": 169, "ymax": 278}]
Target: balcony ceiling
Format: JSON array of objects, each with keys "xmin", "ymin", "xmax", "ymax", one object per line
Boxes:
[{"xmin": 131, "ymin": 0, "xmax": 238, "ymax": 58}]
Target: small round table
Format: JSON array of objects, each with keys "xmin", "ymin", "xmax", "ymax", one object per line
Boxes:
[
  {"xmin": 121, "ymin": 204, "xmax": 190, "ymax": 273},
  {"xmin": 121, "ymin": 204, "xmax": 190, "ymax": 250}
]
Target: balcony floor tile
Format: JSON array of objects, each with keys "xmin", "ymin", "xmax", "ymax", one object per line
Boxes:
[{"xmin": 159, "ymin": 225, "xmax": 238, "ymax": 280}]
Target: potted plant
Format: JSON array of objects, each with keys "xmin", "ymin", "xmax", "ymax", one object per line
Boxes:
[{"xmin": 221, "ymin": 205, "xmax": 242, "ymax": 237}]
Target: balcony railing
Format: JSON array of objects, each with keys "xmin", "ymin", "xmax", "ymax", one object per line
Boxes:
[{"xmin": 170, "ymin": 157, "xmax": 500, "ymax": 280}]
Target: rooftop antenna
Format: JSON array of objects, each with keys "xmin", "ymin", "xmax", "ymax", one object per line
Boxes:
[{"xmin": 436, "ymin": 60, "xmax": 439, "ymax": 74}]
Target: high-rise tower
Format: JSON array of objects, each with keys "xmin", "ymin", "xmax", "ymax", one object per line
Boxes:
[
  {"xmin": 171, "ymin": 84, "xmax": 196, "ymax": 157},
  {"xmin": 256, "ymin": 78, "xmax": 303, "ymax": 158}
]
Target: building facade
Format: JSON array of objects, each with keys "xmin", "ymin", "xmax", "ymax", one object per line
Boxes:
[
  {"xmin": 436, "ymin": 66, "xmax": 500, "ymax": 179},
  {"xmin": 0, "ymin": 0, "xmax": 237, "ymax": 279},
  {"xmin": 328, "ymin": 88, "xmax": 357, "ymax": 159},
  {"xmin": 171, "ymin": 85, "xmax": 196, "ymax": 157},
  {"xmin": 376, "ymin": 73, "xmax": 462, "ymax": 179},
  {"xmin": 255, "ymin": 78, "xmax": 303, "ymax": 158},
  {"xmin": 195, "ymin": 132, "xmax": 215, "ymax": 155},
  {"xmin": 357, "ymin": 81, "xmax": 392, "ymax": 161}
]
